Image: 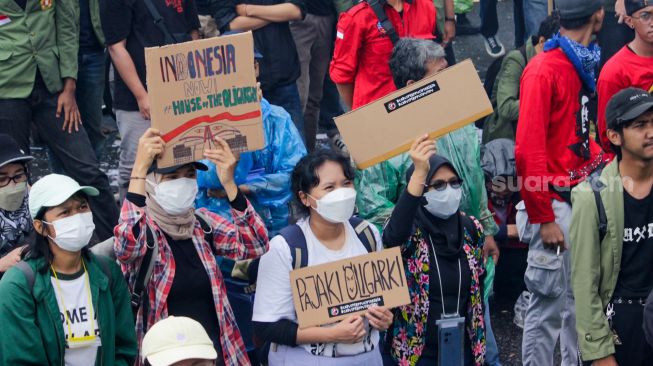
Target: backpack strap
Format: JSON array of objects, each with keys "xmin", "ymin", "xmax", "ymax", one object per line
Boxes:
[
  {"xmin": 130, "ymin": 226, "xmax": 158, "ymax": 317},
  {"xmin": 142, "ymin": 0, "xmax": 176, "ymax": 45},
  {"xmin": 279, "ymin": 225, "xmax": 308, "ymax": 270},
  {"xmin": 281, "ymin": 218, "xmax": 378, "ymax": 271},
  {"xmin": 15, "ymin": 261, "xmax": 35, "ymax": 292},
  {"xmin": 194, "ymin": 211, "xmax": 215, "ymax": 251},
  {"xmin": 518, "ymin": 45, "xmax": 528, "ymax": 65},
  {"xmin": 367, "ymin": 0, "xmax": 400, "ymax": 45},
  {"xmin": 349, "ymin": 216, "xmax": 378, "ymax": 253},
  {"xmin": 588, "ymin": 170, "xmax": 608, "ymax": 243}
]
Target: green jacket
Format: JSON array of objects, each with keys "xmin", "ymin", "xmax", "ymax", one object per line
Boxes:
[
  {"xmin": 0, "ymin": 0, "xmax": 79, "ymax": 98},
  {"xmin": 570, "ymin": 159, "xmax": 624, "ymax": 361},
  {"xmin": 0, "ymin": 253, "xmax": 138, "ymax": 365},
  {"xmin": 482, "ymin": 40, "xmax": 536, "ymax": 144}
]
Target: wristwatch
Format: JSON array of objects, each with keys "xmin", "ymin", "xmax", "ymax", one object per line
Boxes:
[{"xmin": 445, "ymin": 16, "xmax": 456, "ymax": 22}]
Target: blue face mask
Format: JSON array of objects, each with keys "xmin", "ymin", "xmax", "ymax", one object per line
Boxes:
[{"xmin": 423, "ymin": 186, "xmax": 462, "ymax": 219}]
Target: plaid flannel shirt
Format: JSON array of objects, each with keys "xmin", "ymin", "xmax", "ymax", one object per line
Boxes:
[{"xmin": 114, "ymin": 197, "xmax": 269, "ymax": 366}]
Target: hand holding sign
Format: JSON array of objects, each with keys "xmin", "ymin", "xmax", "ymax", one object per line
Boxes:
[
  {"xmin": 410, "ymin": 134, "xmax": 437, "ymax": 176},
  {"xmin": 330, "ymin": 315, "xmax": 366, "ymax": 344},
  {"xmin": 204, "ymin": 137, "xmax": 239, "ymax": 200},
  {"xmin": 365, "ymin": 305, "xmax": 394, "ymax": 331},
  {"xmin": 134, "ymin": 128, "xmax": 166, "ymax": 173}
]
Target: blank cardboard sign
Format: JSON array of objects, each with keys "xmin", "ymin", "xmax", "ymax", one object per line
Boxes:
[
  {"xmin": 145, "ymin": 32, "xmax": 264, "ymax": 169},
  {"xmin": 290, "ymin": 247, "xmax": 410, "ymax": 329},
  {"xmin": 335, "ymin": 59, "xmax": 492, "ymax": 169}
]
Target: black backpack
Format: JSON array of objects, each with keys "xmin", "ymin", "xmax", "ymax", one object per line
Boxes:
[
  {"xmin": 280, "ymin": 216, "xmax": 378, "ymax": 270},
  {"xmin": 475, "ymin": 47, "xmax": 527, "ymax": 129}
]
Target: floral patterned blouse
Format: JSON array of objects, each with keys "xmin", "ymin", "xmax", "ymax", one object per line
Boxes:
[{"xmin": 386, "ymin": 216, "xmax": 486, "ymax": 366}]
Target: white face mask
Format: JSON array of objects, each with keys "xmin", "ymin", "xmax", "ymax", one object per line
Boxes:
[
  {"xmin": 44, "ymin": 212, "xmax": 95, "ymax": 252},
  {"xmin": 308, "ymin": 187, "xmax": 357, "ymax": 223},
  {"xmin": 152, "ymin": 177, "xmax": 198, "ymax": 215},
  {"xmin": 423, "ymin": 186, "xmax": 462, "ymax": 219}
]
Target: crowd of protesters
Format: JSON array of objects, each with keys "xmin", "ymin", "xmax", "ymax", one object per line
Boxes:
[{"xmin": 2, "ymin": 0, "xmax": 653, "ymax": 365}]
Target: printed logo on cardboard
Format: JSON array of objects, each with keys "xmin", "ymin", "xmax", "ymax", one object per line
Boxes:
[{"xmin": 384, "ymin": 81, "xmax": 440, "ymax": 113}]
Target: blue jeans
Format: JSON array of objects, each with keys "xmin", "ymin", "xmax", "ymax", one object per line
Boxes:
[
  {"xmin": 263, "ymin": 83, "xmax": 305, "ymax": 142},
  {"xmin": 49, "ymin": 50, "xmax": 107, "ymax": 173},
  {"xmin": 485, "ymin": 297, "xmax": 502, "ymax": 366},
  {"xmin": 524, "ymin": 0, "xmax": 548, "ymax": 41}
]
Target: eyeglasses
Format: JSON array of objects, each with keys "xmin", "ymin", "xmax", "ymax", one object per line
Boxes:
[
  {"xmin": 632, "ymin": 11, "xmax": 653, "ymax": 23},
  {"xmin": 424, "ymin": 178, "xmax": 463, "ymax": 191},
  {"xmin": 0, "ymin": 172, "xmax": 27, "ymax": 188}
]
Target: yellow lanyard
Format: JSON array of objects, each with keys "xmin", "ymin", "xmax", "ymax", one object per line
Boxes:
[{"xmin": 51, "ymin": 260, "xmax": 97, "ymax": 344}]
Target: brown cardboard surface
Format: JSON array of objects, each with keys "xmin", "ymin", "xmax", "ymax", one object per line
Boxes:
[
  {"xmin": 334, "ymin": 59, "xmax": 492, "ymax": 169},
  {"xmin": 290, "ymin": 247, "xmax": 410, "ymax": 329},
  {"xmin": 145, "ymin": 32, "xmax": 264, "ymax": 168}
]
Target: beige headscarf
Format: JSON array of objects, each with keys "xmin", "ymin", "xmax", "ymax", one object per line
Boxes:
[{"xmin": 145, "ymin": 172, "xmax": 196, "ymax": 240}]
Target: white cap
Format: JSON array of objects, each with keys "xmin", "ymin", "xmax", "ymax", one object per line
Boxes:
[
  {"xmin": 142, "ymin": 316, "xmax": 217, "ymax": 366},
  {"xmin": 29, "ymin": 174, "xmax": 99, "ymax": 219}
]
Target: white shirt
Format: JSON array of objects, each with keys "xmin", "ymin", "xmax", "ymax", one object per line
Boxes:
[
  {"xmin": 51, "ymin": 270, "xmax": 101, "ymax": 366},
  {"xmin": 253, "ymin": 218, "xmax": 383, "ymax": 357}
]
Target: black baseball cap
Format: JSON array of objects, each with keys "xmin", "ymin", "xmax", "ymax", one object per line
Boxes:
[
  {"xmin": 0, "ymin": 134, "xmax": 33, "ymax": 169},
  {"xmin": 626, "ymin": 0, "xmax": 652, "ymax": 16},
  {"xmin": 556, "ymin": 0, "xmax": 602, "ymax": 20},
  {"xmin": 606, "ymin": 87, "xmax": 653, "ymax": 129},
  {"xmin": 148, "ymin": 161, "xmax": 209, "ymax": 174}
]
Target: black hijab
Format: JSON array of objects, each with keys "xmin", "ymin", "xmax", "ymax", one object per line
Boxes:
[{"xmin": 406, "ymin": 155, "xmax": 463, "ymax": 257}]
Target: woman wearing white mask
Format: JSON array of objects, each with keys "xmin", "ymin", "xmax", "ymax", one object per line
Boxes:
[
  {"xmin": 381, "ymin": 135, "xmax": 486, "ymax": 366},
  {"xmin": 252, "ymin": 149, "xmax": 394, "ymax": 365},
  {"xmin": 115, "ymin": 128, "xmax": 269, "ymax": 366},
  {"xmin": 0, "ymin": 174, "xmax": 138, "ymax": 365}
]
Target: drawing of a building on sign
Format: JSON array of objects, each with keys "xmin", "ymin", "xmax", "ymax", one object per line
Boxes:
[
  {"xmin": 174, "ymin": 123, "xmax": 250, "ymax": 158},
  {"xmin": 172, "ymin": 144, "xmax": 193, "ymax": 165}
]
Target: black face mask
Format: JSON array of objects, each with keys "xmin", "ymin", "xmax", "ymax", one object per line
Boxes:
[{"xmin": 490, "ymin": 192, "xmax": 512, "ymax": 208}]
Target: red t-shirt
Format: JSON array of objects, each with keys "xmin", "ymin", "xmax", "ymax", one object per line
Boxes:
[
  {"xmin": 515, "ymin": 49, "xmax": 606, "ymax": 224},
  {"xmin": 597, "ymin": 46, "xmax": 653, "ymax": 156},
  {"xmin": 329, "ymin": 0, "xmax": 436, "ymax": 109}
]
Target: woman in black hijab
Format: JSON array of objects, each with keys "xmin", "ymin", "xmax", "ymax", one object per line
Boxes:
[{"xmin": 382, "ymin": 135, "xmax": 486, "ymax": 366}]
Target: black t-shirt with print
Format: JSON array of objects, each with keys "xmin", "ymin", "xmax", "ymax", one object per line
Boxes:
[
  {"xmin": 101, "ymin": 0, "xmax": 201, "ymax": 111},
  {"xmin": 614, "ymin": 189, "xmax": 653, "ymax": 298}
]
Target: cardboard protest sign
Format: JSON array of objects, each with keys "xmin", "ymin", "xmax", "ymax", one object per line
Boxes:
[
  {"xmin": 334, "ymin": 59, "xmax": 492, "ymax": 169},
  {"xmin": 145, "ymin": 32, "xmax": 264, "ymax": 168},
  {"xmin": 290, "ymin": 247, "xmax": 410, "ymax": 329}
]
